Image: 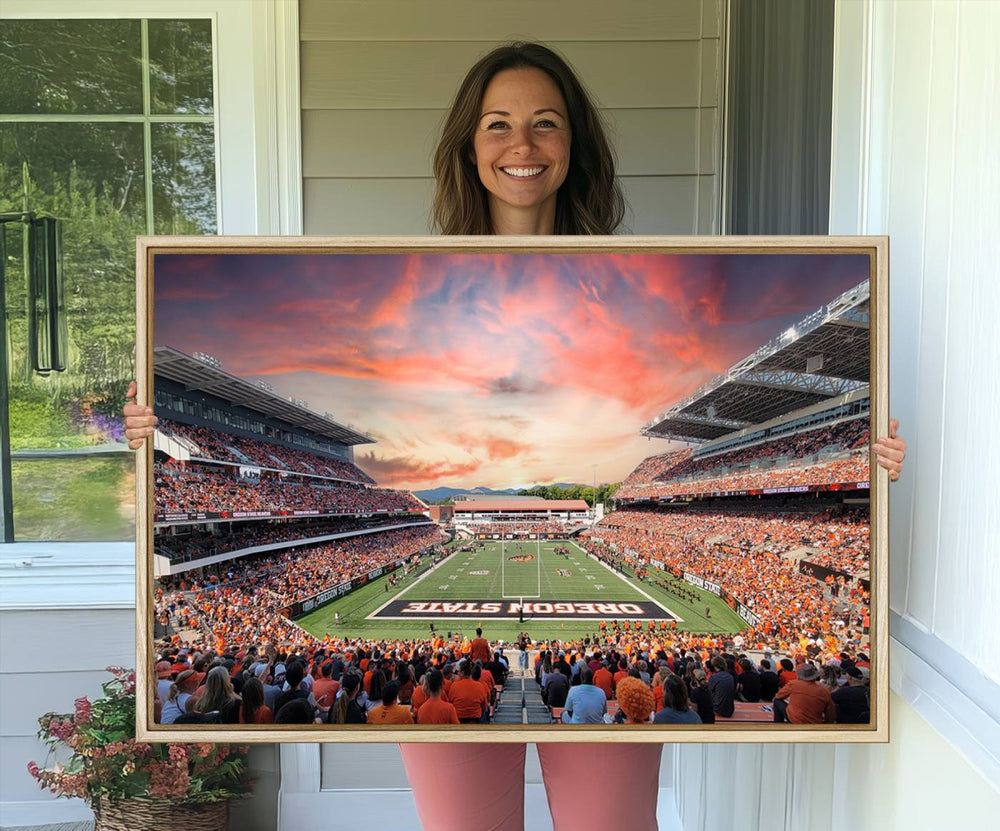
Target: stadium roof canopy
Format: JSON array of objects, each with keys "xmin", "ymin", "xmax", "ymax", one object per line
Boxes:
[
  {"xmin": 154, "ymin": 345, "xmax": 375, "ymax": 446},
  {"xmin": 641, "ymin": 281, "xmax": 870, "ymax": 443},
  {"xmin": 453, "ymin": 499, "xmax": 590, "ymax": 513}
]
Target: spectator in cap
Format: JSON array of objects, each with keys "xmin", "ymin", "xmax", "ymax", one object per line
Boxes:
[
  {"xmin": 773, "ymin": 662, "xmax": 836, "ymax": 724},
  {"xmin": 758, "ymin": 659, "xmax": 780, "ymax": 702},
  {"xmin": 155, "ymin": 660, "xmax": 174, "ymax": 703},
  {"xmin": 832, "ymin": 666, "xmax": 870, "ymax": 724},
  {"xmin": 160, "ymin": 670, "xmax": 196, "ymax": 725}
]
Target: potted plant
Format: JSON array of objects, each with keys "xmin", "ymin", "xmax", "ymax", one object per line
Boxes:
[{"xmin": 28, "ymin": 666, "xmax": 253, "ymax": 830}]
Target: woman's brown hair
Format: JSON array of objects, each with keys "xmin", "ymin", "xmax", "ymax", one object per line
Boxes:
[{"xmin": 432, "ymin": 42, "xmax": 625, "ymax": 235}]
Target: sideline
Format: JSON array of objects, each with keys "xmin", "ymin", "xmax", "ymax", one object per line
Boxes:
[{"xmin": 567, "ymin": 540, "xmax": 683, "ymax": 622}]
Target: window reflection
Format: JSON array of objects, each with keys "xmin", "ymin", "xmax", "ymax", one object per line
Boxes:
[{"xmin": 1, "ymin": 19, "xmax": 217, "ymax": 541}]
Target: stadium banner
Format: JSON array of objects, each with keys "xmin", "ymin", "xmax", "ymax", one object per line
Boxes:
[
  {"xmin": 683, "ymin": 571, "xmax": 722, "ymax": 597},
  {"xmin": 288, "ymin": 562, "xmax": 400, "ymax": 619},
  {"xmin": 136, "ymin": 236, "xmax": 888, "ymax": 744},
  {"xmin": 736, "ymin": 602, "xmax": 761, "ymax": 627},
  {"xmin": 155, "ymin": 508, "xmax": 418, "ymax": 522}
]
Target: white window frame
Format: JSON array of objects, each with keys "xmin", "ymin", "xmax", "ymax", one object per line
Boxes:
[
  {"xmin": 0, "ymin": 0, "xmax": 302, "ymax": 610},
  {"xmin": 2, "ymin": 0, "xmax": 302, "ymax": 237}
]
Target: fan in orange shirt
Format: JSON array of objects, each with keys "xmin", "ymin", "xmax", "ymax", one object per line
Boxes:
[
  {"xmin": 367, "ymin": 680, "xmax": 414, "ymax": 725},
  {"xmin": 415, "ymin": 669, "xmax": 459, "ymax": 725},
  {"xmin": 449, "ymin": 659, "xmax": 489, "ymax": 724}
]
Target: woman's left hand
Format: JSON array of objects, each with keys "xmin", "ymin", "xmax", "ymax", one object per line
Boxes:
[{"xmin": 873, "ymin": 418, "xmax": 907, "ymax": 482}]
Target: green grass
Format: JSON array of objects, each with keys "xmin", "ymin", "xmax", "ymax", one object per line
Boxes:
[
  {"xmin": 296, "ymin": 539, "xmax": 747, "ymax": 643},
  {"xmin": 11, "ymin": 457, "xmax": 135, "ymax": 541}
]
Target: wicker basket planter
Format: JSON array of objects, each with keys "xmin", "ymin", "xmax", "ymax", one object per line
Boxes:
[{"xmin": 93, "ymin": 798, "xmax": 229, "ymax": 831}]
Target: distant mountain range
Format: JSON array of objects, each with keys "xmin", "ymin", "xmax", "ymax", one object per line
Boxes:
[{"xmin": 414, "ymin": 483, "xmax": 580, "ymax": 503}]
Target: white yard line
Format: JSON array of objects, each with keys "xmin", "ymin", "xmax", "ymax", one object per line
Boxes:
[
  {"xmin": 567, "ymin": 541, "xmax": 683, "ymax": 621},
  {"xmin": 366, "ymin": 553, "xmax": 459, "ymax": 618}
]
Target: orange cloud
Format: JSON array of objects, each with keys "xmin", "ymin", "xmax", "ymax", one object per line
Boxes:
[{"xmin": 354, "ymin": 451, "xmax": 483, "ymax": 489}]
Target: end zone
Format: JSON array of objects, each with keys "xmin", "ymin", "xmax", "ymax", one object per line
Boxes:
[{"xmin": 370, "ymin": 598, "xmax": 675, "ymax": 620}]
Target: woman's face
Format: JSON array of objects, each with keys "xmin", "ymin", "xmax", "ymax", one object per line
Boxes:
[{"xmin": 472, "ymin": 67, "xmax": 571, "ymax": 230}]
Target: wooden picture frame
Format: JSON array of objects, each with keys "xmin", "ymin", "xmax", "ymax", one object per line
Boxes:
[{"xmin": 135, "ymin": 235, "xmax": 889, "ymax": 743}]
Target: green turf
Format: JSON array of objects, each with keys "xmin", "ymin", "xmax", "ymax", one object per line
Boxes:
[
  {"xmin": 296, "ymin": 539, "xmax": 747, "ymax": 643},
  {"xmin": 401, "ymin": 540, "xmax": 648, "ymax": 602}
]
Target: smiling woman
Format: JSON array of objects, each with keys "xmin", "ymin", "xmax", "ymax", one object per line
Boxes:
[
  {"xmin": 431, "ymin": 42, "xmax": 624, "ymax": 236},
  {"xmin": 472, "ymin": 67, "xmax": 571, "ymax": 234}
]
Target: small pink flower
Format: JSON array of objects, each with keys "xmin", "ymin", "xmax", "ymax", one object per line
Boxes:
[
  {"xmin": 48, "ymin": 719, "xmax": 74, "ymax": 741},
  {"xmin": 74, "ymin": 697, "xmax": 92, "ymax": 723},
  {"xmin": 168, "ymin": 745, "xmax": 187, "ymax": 762}
]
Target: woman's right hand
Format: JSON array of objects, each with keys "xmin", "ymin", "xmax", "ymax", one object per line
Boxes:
[{"xmin": 124, "ymin": 380, "xmax": 158, "ymax": 450}]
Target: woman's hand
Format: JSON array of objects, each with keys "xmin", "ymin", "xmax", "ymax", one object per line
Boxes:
[
  {"xmin": 123, "ymin": 380, "xmax": 158, "ymax": 450},
  {"xmin": 873, "ymin": 418, "xmax": 906, "ymax": 482}
]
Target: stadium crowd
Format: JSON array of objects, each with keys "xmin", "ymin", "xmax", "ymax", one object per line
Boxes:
[
  {"xmin": 157, "ymin": 418, "xmax": 376, "ymax": 483},
  {"xmin": 155, "ymin": 515, "xmax": 435, "ymax": 563},
  {"xmin": 156, "ymin": 529, "xmax": 442, "ymax": 664},
  {"xmin": 152, "ymin": 629, "xmax": 869, "ymax": 727},
  {"xmin": 584, "ymin": 506, "xmax": 870, "ymax": 655},
  {"xmin": 470, "ymin": 521, "xmax": 573, "ymax": 536},
  {"xmin": 155, "ymin": 463, "xmax": 424, "ymax": 517},
  {"xmin": 617, "ymin": 419, "xmax": 870, "ymax": 500}
]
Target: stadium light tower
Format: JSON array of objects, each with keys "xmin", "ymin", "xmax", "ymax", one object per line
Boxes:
[{"xmin": 592, "ymin": 463, "xmax": 598, "ymax": 522}]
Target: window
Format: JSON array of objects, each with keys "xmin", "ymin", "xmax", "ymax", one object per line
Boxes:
[{"xmin": 1, "ymin": 18, "xmax": 217, "ymax": 541}]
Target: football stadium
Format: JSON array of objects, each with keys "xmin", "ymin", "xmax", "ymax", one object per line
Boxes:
[{"xmin": 151, "ymin": 267, "xmax": 873, "ymax": 729}]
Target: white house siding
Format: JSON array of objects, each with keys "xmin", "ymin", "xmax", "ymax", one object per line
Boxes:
[{"xmin": 300, "ymin": 0, "xmax": 723, "ymax": 235}]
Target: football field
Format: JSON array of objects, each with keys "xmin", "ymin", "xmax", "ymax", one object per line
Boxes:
[
  {"xmin": 296, "ymin": 539, "xmax": 748, "ymax": 643},
  {"xmin": 377, "ymin": 539, "xmax": 667, "ymax": 615}
]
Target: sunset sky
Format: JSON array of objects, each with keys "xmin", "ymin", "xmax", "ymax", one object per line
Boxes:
[{"xmin": 154, "ymin": 251, "xmax": 868, "ymax": 491}]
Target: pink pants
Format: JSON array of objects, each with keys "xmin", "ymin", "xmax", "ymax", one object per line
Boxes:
[{"xmin": 399, "ymin": 742, "xmax": 663, "ymax": 831}]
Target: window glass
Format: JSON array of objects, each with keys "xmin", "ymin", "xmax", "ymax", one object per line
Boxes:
[
  {"xmin": 1, "ymin": 20, "xmax": 217, "ymax": 541},
  {"xmin": 148, "ymin": 19, "xmax": 214, "ymax": 115},
  {"xmin": 0, "ymin": 20, "xmax": 143, "ymax": 114},
  {"xmin": 151, "ymin": 123, "xmax": 217, "ymax": 234}
]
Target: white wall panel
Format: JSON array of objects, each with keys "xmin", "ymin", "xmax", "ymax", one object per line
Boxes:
[
  {"xmin": 932, "ymin": 0, "xmax": 1000, "ymax": 671},
  {"xmin": 0, "ymin": 670, "xmax": 122, "ymax": 738},
  {"xmin": 0, "ymin": 611, "xmax": 135, "ymax": 673},
  {"xmin": 882, "ymin": 1, "xmax": 938, "ymax": 630},
  {"xmin": 320, "ymin": 743, "xmax": 410, "ymax": 790}
]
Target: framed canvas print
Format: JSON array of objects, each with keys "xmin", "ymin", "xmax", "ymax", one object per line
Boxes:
[{"xmin": 135, "ymin": 235, "xmax": 889, "ymax": 743}]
